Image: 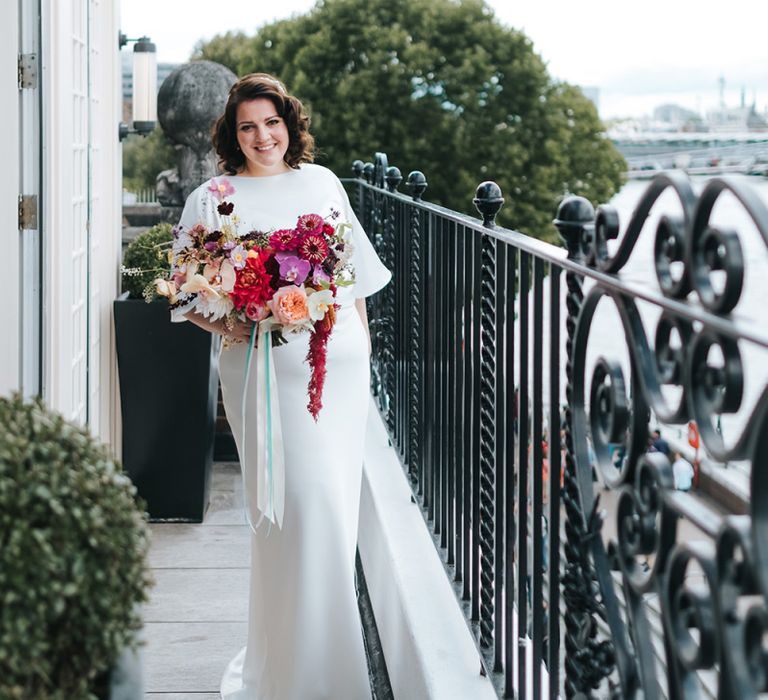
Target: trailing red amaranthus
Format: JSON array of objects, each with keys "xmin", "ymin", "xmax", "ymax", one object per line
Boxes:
[{"xmin": 306, "ymin": 305, "xmax": 337, "ymax": 420}]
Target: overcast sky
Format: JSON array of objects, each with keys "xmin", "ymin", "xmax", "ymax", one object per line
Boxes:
[{"xmin": 121, "ymin": 0, "xmax": 767, "ymax": 119}]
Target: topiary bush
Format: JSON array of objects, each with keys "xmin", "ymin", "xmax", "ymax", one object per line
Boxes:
[
  {"xmin": 121, "ymin": 222, "xmax": 174, "ymax": 300},
  {"xmin": 0, "ymin": 394, "xmax": 153, "ymax": 699}
]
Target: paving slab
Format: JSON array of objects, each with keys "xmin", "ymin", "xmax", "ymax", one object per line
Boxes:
[
  {"xmin": 144, "ymin": 567, "xmax": 249, "ymax": 623},
  {"xmin": 211, "ymin": 463, "xmax": 241, "ymax": 492},
  {"xmin": 204, "ymin": 489, "xmax": 247, "ymax": 526},
  {"xmin": 143, "ymin": 621, "xmax": 247, "ymax": 693},
  {"xmin": 149, "ymin": 524, "xmax": 250, "ymax": 569}
]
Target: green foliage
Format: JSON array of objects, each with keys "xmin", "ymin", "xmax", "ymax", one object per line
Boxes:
[
  {"xmin": 0, "ymin": 394, "xmax": 152, "ymax": 700},
  {"xmin": 193, "ymin": 0, "xmax": 625, "ymax": 243},
  {"xmin": 121, "ymin": 223, "xmax": 174, "ymax": 300},
  {"xmin": 122, "ymin": 127, "xmax": 176, "ymax": 193}
]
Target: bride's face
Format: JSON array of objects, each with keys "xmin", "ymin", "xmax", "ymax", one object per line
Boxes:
[{"xmin": 235, "ymin": 98, "xmax": 291, "ymax": 176}]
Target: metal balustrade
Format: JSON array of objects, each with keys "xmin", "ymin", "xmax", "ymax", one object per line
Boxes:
[{"xmin": 343, "ymin": 152, "xmax": 768, "ymax": 699}]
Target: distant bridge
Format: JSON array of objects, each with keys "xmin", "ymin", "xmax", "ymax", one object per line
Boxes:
[{"xmin": 611, "ymin": 132, "xmax": 768, "ymax": 178}]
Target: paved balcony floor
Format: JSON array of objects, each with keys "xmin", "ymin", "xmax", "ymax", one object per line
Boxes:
[
  {"xmin": 142, "ymin": 461, "xmax": 391, "ymax": 699},
  {"xmin": 144, "ymin": 462, "xmax": 248, "ymax": 698}
]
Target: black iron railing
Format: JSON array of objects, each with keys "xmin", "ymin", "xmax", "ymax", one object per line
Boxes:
[{"xmin": 344, "ymin": 153, "xmax": 768, "ymax": 699}]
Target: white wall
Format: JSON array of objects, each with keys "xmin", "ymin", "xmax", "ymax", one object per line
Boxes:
[{"xmin": 0, "ymin": 3, "xmax": 21, "ymax": 396}]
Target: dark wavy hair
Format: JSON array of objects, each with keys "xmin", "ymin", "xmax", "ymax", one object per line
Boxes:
[{"xmin": 213, "ymin": 73, "xmax": 315, "ymax": 175}]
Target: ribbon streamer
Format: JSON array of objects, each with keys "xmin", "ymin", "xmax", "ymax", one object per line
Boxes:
[{"xmin": 240, "ymin": 321, "xmax": 285, "ymax": 532}]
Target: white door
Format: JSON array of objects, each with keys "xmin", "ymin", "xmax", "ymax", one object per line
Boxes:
[
  {"xmin": 41, "ymin": 0, "xmax": 121, "ymax": 443},
  {"xmin": 42, "ymin": 0, "xmax": 90, "ymax": 425}
]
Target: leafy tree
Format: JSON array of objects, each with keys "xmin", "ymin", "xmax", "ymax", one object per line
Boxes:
[
  {"xmin": 194, "ymin": 0, "xmax": 625, "ymax": 242},
  {"xmin": 122, "ymin": 127, "xmax": 176, "ymax": 193}
]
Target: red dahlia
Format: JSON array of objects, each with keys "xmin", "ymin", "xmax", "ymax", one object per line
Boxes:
[
  {"xmin": 298, "ymin": 233, "xmax": 329, "ymax": 265},
  {"xmin": 230, "ymin": 251, "xmax": 273, "ymax": 309},
  {"xmin": 296, "ymin": 213, "xmax": 324, "ymax": 235}
]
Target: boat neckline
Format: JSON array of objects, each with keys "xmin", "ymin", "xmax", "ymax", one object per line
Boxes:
[{"xmin": 226, "ymin": 167, "xmax": 304, "ymax": 180}]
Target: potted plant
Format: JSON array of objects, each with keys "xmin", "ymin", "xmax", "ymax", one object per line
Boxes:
[
  {"xmin": 115, "ymin": 223, "xmax": 218, "ymax": 521},
  {"xmin": 0, "ymin": 394, "xmax": 152, "ymax": 699}
]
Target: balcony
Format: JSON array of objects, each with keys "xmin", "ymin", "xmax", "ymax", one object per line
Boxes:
[{"xmin": 142, "ymin": 156, "xmax": 768, "ymax": 699}]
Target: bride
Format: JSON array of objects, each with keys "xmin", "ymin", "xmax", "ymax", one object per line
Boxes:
[{"xmin": 171, "ymin": 73, "xmax": 391, "ymax": 699}]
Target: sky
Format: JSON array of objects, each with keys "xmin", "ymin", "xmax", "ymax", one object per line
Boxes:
[{"xmin": 120, "ymin": 0, "xmax": 768, "ymax": 119}]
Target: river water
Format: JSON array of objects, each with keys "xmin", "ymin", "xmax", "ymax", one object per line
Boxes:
[{"xmin": 530, "ymin": 175, "xmax": 768, "ymax": 478}]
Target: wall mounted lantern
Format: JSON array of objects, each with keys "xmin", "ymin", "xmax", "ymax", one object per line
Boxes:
[{"xmin": 118, "ymin": 33, "xmax": 157, "ymax": 140}]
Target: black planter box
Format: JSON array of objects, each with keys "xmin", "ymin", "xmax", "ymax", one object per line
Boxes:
[
  {"xmin": 114, "ymin": 293, "xmax": 218, "ymax": 521},
  {"xmin": 93, "ymin": 644, "xmax": 144, "ymax": 699}
]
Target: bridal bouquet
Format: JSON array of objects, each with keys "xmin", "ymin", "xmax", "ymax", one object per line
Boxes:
[{"xmin": 154, "ymin": 177, "xmax": 355, "ymax": 420}]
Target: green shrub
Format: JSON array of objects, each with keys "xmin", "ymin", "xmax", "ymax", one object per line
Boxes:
[
  {"xmin": 0, "ymin": 394, "xmax": 153, "ymax": 699},
  {"xmin": 121, "ymin": 222, "xmax": 174, "ymax": 300},
  {"xmin": 122, "ymin": 127, "xmax": 176, "ymax": 193}
]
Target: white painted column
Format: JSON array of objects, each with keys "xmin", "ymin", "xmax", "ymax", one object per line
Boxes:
[{"xmin": 90, "ymin": 0, "xmax": 123, "ymax": 450}]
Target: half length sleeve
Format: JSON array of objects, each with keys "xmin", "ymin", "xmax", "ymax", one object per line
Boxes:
[
  {"xmin": 335, "ymin": 178, "xmax": 392, "ymax": 299},
  {"xmin": 169, "ymin": 185, "xmax": 207, "ymax": 323}
]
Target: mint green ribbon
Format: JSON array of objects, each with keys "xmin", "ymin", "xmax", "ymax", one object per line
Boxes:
[{"xmin": 240, "ymin": 321, "xmax": 285, "ymax": 533}]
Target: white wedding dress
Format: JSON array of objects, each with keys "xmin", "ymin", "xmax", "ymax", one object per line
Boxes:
[{"xmin": 174, "ymin": 164, "xmax": 391, "ymax": 700}]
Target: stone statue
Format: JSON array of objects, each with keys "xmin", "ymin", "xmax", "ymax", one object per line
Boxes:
[{"xmin": 156, "ymin": 60, "xmax": 238, "ymax": 206}]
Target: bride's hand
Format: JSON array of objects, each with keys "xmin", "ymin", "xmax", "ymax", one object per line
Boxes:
[
  {"xmin": 182, "ymin": 311, "xmax": 254, "ymax": 345},
  {"xmin": 224, "ymin": 318, "xmax": 254, "ymax": 345}
]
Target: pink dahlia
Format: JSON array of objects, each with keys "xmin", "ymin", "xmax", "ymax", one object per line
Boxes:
[
  {"xmin": 298, "ymin": 233, "xmax": 329, "ymax": 265},
  {"xmin": 269, "ymin": 228, "xmax": 299, "ymax": 251}
]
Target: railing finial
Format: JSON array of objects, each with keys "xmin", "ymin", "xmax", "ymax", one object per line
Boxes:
[
  {"xmin": 352, "ymin": 159, "xmax": 364, "ymax": 179},
  {"xmin": 385, "ymin": 166, "xmax": 402, "ymax": 192},
  {"xmin": 473, "ymin": 181, "xmax": 504, "ymax": 228},
  {"xmin": 554, "ymin": 195, "xmax": 595, "ymax": 260},
  {"xmin": 406, "ymin": 170, "xmax": 428, "ymax": 201}
]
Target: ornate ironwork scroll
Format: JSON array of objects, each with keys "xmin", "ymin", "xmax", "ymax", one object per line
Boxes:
[{"xmin": 567, "ymin": 172, "xmax": 768, "ymax": 698}]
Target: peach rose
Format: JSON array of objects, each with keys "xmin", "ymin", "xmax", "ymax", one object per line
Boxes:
[{"xmin": 267, "ymin": 285, "xmax": 310, "ymax": 325}]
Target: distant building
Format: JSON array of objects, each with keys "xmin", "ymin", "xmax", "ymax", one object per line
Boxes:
[
  {"xmin": 653, "ymin": 103, "xmax": 706, "ymax": 132},
  {"xmin": 706, "ymin": 103, "xmax": 767, "ymax": 132}
]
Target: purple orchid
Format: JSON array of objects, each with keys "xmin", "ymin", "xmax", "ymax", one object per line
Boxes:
[
  {"xmin": 312, "ymin": 264, "xmax": 331, "ymax": 286},
  {"xmin": 276, "ymin": 251, "xmax": 311, "ymax": 285}
]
